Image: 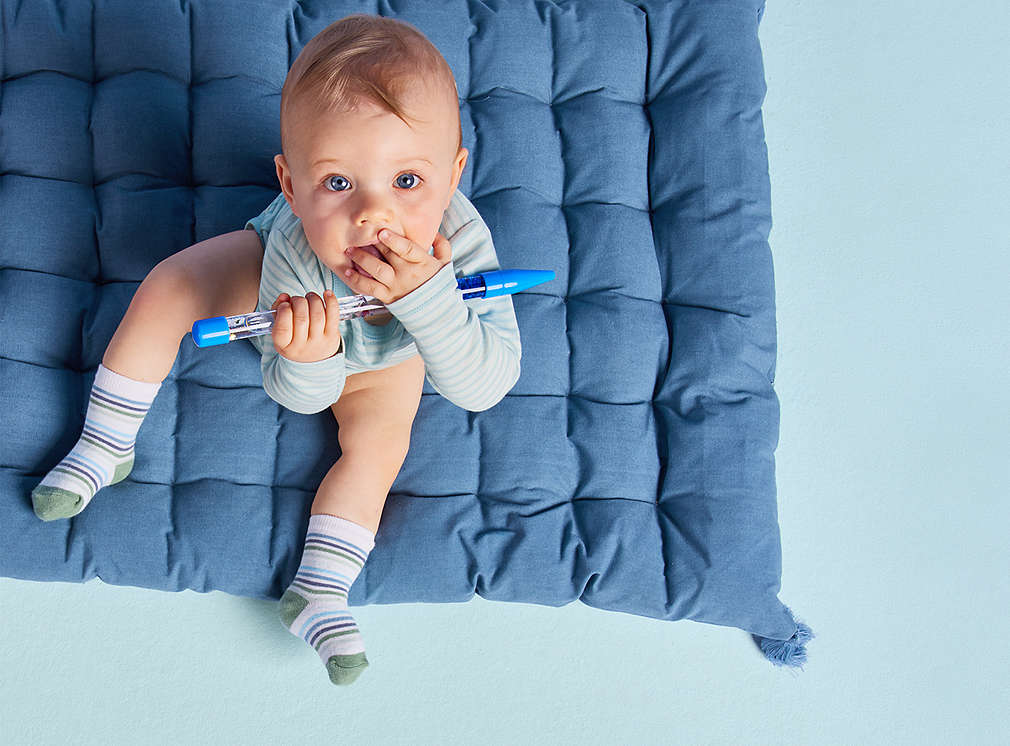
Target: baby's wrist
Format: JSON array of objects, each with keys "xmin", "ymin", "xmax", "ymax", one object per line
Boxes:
[{"xmin": 280, "ymin": 337, "xmax": 343, "ymax": 363}]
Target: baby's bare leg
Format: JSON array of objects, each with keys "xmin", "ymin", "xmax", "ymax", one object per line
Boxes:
[
  {"xmin": 32, "ymin": 229, "xmax": 264, "ymax": 521},
  {"xmin": 277, "ymin": 354, "xmax": 425, "ymax": 685},
  {"xmin": 103, "ymin": 229, "xmax": 264, "ymax": 382},
  {"xmin": 314, "ymin": 354, "xmax": 427, "ymax": 533}
]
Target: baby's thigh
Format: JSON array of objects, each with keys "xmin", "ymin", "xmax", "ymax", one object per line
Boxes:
[
  {"xmin": 330, "ymin": 355, "xmax": 425, "ymax": 461},
  {"xmin": 155, "ymin": 228, "xmax": 264, "ymax": 319}
]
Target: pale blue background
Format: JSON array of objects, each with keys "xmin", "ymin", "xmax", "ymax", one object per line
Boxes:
[{"xmin": 2, "ymin": 2, "xmax": 1007, "ymax": 743}]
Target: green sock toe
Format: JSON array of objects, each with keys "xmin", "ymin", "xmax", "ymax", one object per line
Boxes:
[
  {"xmin": 326, "ymin": 652, "xmax": 368, "ymax": 685},
  {"xmin": 278, "ymin": 589, "xmax": 309, "ymax": 628},
  {"xmin": 31, "ymin": 485, "xmax": 84, "ymax": 521}
]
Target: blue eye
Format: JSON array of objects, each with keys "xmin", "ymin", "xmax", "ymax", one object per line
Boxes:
[
  {"xmin": 325, "ymin": 175, "xmax": 349, "ymax": 192},
  {"xmin": 396, "ymin": 173, "xmax": 420, "ymax": 189}
]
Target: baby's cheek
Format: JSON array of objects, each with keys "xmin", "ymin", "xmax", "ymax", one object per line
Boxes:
[{"xmin": 305, "ymin": 217, "xmax": 343, "ymax": 258}]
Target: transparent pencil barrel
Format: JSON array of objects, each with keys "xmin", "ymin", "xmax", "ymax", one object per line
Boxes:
[{"xmin": 225, "ymin": 310, "xmax": 275, "ymax": 341}]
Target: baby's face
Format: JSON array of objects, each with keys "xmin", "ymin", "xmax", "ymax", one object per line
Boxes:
[{"xmin": 275, "ymin": 96, "xmax": 467, "ymax": 280}]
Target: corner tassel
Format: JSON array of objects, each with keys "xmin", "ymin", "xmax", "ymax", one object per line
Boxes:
[{"xmin": 752, "ymin": 608, "xmax": 814, "ymax": 668}]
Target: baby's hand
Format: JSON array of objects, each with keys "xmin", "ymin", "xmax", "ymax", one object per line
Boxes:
[
  {"xmin": 342, "ymin": 229, "xmax": 453, "ymax": 305},
  {"xmin": 270, "ymin": 291, "xmax": 343, "ymax": 363}
]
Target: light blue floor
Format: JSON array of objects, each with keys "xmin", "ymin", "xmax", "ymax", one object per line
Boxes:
[{"xmin": 2, "ymin": 2, "xmax": 1007, "ymax": 743}]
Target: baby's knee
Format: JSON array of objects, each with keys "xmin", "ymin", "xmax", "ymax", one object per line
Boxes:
[
  {"xmin": 337, "ymin": 416, "xmax": 413, "ymax": 468},
  {"xmin": 134, "ymin": 258, "xmax": 198, "ymax": 315},
  {"xmin": 141, "ymin": 231, "xmax": 262, "ymax": 320}
]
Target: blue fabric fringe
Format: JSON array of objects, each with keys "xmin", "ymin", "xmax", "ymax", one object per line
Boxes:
[{"xmin": 752, "ymin": 607, "xmax": 814, "ymax": 668}]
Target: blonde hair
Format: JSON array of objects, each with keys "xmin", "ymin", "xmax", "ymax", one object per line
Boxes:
[{"xmin": 280, "ymin": 14, "xmax": 461, "ymax": 159}]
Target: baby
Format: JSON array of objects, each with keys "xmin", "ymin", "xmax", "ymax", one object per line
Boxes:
[{"xmin": 30, "ymin": 15, "xmax": 521, "ymax": 685}]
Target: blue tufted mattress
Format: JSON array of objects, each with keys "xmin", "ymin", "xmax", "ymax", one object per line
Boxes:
[{"xmin": 0, "ymin": 0, "xmax": 810, "ymax": 662}]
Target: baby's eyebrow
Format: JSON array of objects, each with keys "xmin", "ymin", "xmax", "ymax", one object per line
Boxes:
[{"xmin": 313, "ymin": 157, "xmax": 433, "ymax": 168}]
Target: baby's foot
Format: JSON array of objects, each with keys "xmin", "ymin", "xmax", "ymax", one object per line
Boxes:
[
  {"xmin": 279, "ymin": 513, "xmax": 376, "ymax": 685},
  {"xmin": 32, "ymin": 365, "xmax": 161, "ymax": 521},
  {"xmin": 279, "ymin": 590, "xmax": 369, "ymax": 685},
  {"xmin": 32, "ymin": 439, "xmax": 135, "ymax": 521}
]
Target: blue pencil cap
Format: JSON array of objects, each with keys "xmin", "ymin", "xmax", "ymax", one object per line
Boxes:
[
  {"xmin": 191, "ymin": 316, "xmax": 230, "ymax": 347},
  {"xmin": 481, "ymin": 269, "xmax": 555, "ymax": 298}
]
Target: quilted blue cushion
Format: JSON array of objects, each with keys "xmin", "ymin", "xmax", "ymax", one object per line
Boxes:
[{"xmin": 0, "ymin": 0, "xmax": 808, "ymax": 658}]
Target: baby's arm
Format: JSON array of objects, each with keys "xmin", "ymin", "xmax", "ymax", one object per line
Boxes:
[
  {"xmin": 385, "ymin": 217, "xmax": 521, "ymax": 412},
  {"xmin": 256, "ymin": 230, "xmax": 348, "ymax": 414}
]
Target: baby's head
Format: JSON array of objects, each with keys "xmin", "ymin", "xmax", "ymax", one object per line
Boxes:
[{"xmin": 274, "ymin": 14, "xmax": 468, "ymax": 276}]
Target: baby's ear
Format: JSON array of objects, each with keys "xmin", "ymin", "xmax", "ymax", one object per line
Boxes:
[
  {"xmin": 454, "ymin": 147, "xmax": 469, "ymax": 179},
  {"xmin": 446, "ymin": 147, "xmax": 469, "ymax": 209},
  {"xmin": 274, "ymin": 154, "xmax": 299, "ymax": 216}
]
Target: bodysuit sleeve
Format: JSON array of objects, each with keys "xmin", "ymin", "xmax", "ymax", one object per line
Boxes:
[
  {"xmin": 384, "ymin": 200, "xmax": 521, "ymax": 412},
  {"xmin": 254, "ymin": 229, "xmax": 347, "ymax": 415}
]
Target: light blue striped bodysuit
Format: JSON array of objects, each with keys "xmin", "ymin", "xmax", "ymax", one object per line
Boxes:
[{"xmin": 244, "ymin": 190, "xmax": 521, "ymax": 414}]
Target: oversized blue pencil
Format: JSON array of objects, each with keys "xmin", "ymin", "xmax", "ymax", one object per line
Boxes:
[{"xmin": 191, "ymin": 268, "xmax": 554, "ymax": 348}]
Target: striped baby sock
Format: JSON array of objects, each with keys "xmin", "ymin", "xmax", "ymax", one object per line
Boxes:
[
  {"xmin": 279, "ymin": 513, "xmax": 376, "ymax": 686},
  {"xmin": 31, "ymin": 363, "xmax": 161, "ymax": 521}
]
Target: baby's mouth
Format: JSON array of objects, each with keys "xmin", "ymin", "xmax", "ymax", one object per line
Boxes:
[{"xmin": 350, "ymin": 244, "xmax": 386, "ymax": 280}]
